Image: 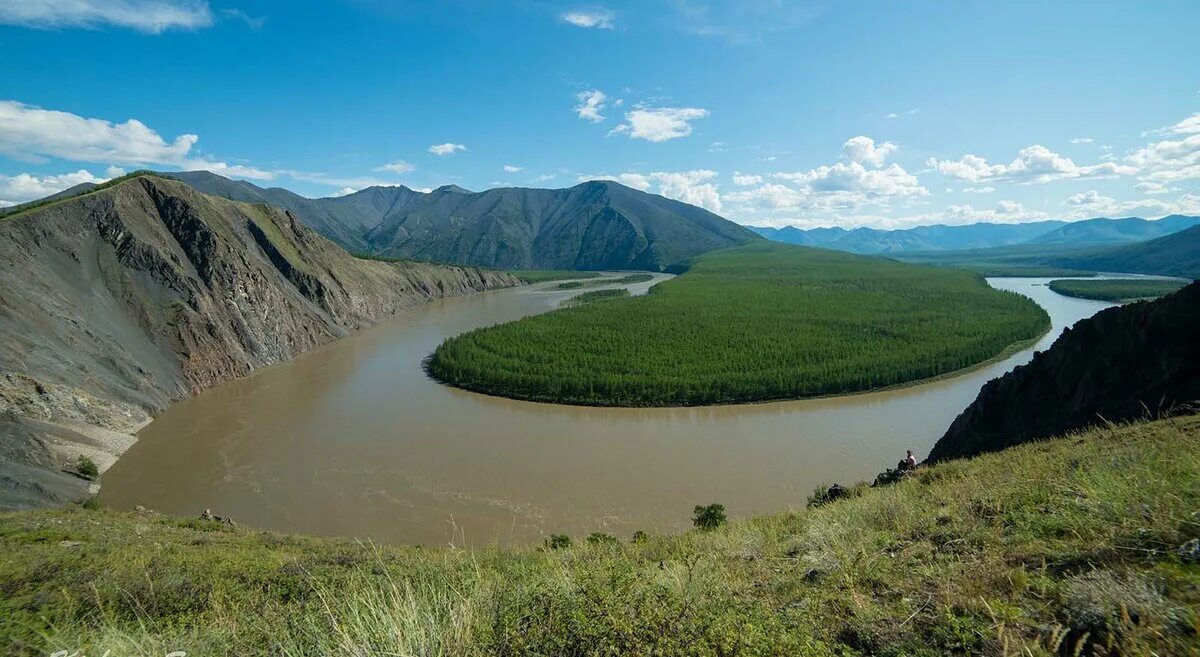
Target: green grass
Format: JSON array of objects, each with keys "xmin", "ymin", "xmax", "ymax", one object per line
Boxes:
[
  {"xmin": 561, "ymin": 288, "xmax": 630, "ymax": 306},
  {"xmin": 1048, "ymin": 278, "xmax": 1189, "ymax": 302},
  {"xmin": 509, "ymin": 270, "xmax": 604, "ymax": 284},
  {"xmin": 2, "ymin": 415, "xmax": 1197, "ymax": 656},
  {"xmin": 428, "ymin": 243, "xmax": 1050, "ymax": 406}
]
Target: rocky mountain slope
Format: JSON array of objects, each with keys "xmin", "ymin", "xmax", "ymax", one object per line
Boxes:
[
  {"xmin": 928, "ymin": 281, "xmax": 1200, "ymax": 461},
  {"xmin": 161, "ymin": 173, "xmax": 760, "ymax": 270},
  {"xmin": 0, "ymin": 174, "xmax": 517, "ymax": 509},
  {"xmin": 364, "ymin": 180, "xmax": 760, "ymax": 270}
]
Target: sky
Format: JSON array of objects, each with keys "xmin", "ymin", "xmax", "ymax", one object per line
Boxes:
[{"xmin": 1, "ymin": 0, "xmax": 1198, "ymax": 229}]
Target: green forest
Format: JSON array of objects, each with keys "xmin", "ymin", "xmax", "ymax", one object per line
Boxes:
[
  {"xmin": 1047, "ymin": 278, "xmax": 1188, "ymax": 302},
  {"xmin": 428, "ymin": 243, "xmax": 1050, "ymax": 406}
]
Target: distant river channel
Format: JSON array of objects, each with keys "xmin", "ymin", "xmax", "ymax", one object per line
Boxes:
[{"xmin": 101, "ymin": 275, "xmax": 1118, "ymax": 546}]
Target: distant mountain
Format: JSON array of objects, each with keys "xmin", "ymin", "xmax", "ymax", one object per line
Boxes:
[
  {"xmin": 929, "ymin": 281, "xmax": 1200, "ymax": 462},
  {"xmin": 750, "ymin": 215, "xmax": 1200, "ymax": 255},
  {"xmin": 157, "ymin": 173, "xmax": 758, "ymax": 270},
  {"xmin": 363, "ymin": 181, "xmax": 760, "ymax": 270},
  {"xmin": 1049, "ymin": 224, "xmax": 1200, "ymax": 279},
  {"xmin": 1029, "ymin": 215, "xmax": 1200, "ymax": 245}
]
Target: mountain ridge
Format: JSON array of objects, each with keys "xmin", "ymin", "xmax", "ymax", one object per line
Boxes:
[{"xmin": 0, "ymin": 174, "xmax": 518, "ymax": 510}]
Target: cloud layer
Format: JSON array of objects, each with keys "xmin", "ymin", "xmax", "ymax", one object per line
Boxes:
[{"xmin": 0, "ymin": 0, "xmax": 214, "ymax": 33}]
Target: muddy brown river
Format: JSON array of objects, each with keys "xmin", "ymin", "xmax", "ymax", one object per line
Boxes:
[{"xmin": 101, "ymin": 276, "xmax": 1115, "ymax": 546}]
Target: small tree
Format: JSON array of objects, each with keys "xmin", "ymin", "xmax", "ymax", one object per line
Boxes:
[
  {"xmin": 77, "ymin": 455, "xmax": 99, "ymax": 480},
  {"xmin": 545, "ymin": 534, "xmax": 571, "ymax": 550},
  {"xmin": 692, "ymin": 503, "xmax": 727, "ymax": 531}
]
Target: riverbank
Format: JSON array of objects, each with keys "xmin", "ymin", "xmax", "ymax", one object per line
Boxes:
[
  {"xmin": 0, "ymin": 175, "xmax": 521, "ymax": 510},
  {"xmin": 5, "ymin": 414, "xmax": 1197, "ymax": 656}
]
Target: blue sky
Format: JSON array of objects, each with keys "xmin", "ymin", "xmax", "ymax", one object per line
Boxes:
[{"xmin": 1, "ymin": 0, "xmax": 1198, "ymax": 229}]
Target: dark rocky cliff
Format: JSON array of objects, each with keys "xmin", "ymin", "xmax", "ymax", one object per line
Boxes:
[
  {"xmin": 0, "ymin": 175, "xmax": 518, "ymax": 509},
  {"xmin": 928, "ymin": 281, "xmax": 1200, "ymax": 462}
]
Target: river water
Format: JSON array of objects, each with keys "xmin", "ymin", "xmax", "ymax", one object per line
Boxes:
[{"xmin": 100, "ymin": 276, "xmax": 1114, "ymax": 546}]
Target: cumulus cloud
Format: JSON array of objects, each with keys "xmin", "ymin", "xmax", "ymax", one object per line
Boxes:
[
  {"xmin": 561, "ymin": 9, "xmax": 613, "ymax": 29},
  {"xmin": 1060, "ymin": 188, "xmax": 1200, "ymax": 219},
  {"xmin": 0, "ymin": 100, "xmax": 198, "ymax": 165},
  {"xmin": 609, "ymin": 107, "xmax": 709, "ymax": 142},
  {"xmin": 733, "ymin": 172, "xmax": 762, "ymax": 186},
  {"xmin": 428, "ymin": 143, "xmax": 466, "ymax": 156},
  {"xmin": 0, "ymin": 0, "xmax": 214, "ymax": 33},
  {"xmin": 1124, "ymin": 123, "xmax": 1200, "ymax": 182},
  {"xmin": 841, "ymin": 136, "xmax": 897, "ymax": 167},
  {"xmin": 574, "ymin": 90, "xmax": 607, "ymax": 122},
  {"xmin": 725, "ymin": 140, "xmax": 927, "ymax": 222},
  {"xmin": 503, "ymin": 164, "xmax": 524, "ymax": 173},
  {"xmin": 927, "ymin": 145, "xmax": 1136, "ymax": 183},
  {"xmin": 577, "ymin": 170, "xmax": 722, "ymax": 212},
  {"xmin": 0, "ymin": 169, "xmax": 109, "ymax": 204}
]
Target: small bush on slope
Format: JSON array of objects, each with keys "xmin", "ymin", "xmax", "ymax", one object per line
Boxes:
[{"xmin": 1, "ymin": 415, "xmax": 1197, "ymax": 656}]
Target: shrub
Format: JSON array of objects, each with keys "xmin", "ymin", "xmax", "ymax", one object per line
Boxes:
[
  {"xmin": 544, "ymin": 534, "xmax": 571, "ymax": 550},
  {"xmin": 586, "ymin": 532, "xmax": 618, "ymax": 545},
  {"xmin": 631, "ymin": 530, "xmax": 648, "ymax": 543},
  {"xmin": 692, "ymin": 504, "xmax": 727, "ymax": 531},
  {"xmin": 77, "ymin": 455, "xmax": 99, "ymax": 479}
]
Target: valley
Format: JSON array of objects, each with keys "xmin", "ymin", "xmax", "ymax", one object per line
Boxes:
[{"xmin": 98, "ymin": 272, "xmax": 1112, "ymax": 546}]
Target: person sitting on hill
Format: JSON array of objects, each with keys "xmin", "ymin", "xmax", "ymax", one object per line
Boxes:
[{"xmin": 901, "ymin": 449, "xmax": 917, "ymax": 471}]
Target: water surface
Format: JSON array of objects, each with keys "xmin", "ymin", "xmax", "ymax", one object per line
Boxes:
[{"xmin": 101, "ymin": 276, "xmax": 1114, "ymax": 546}]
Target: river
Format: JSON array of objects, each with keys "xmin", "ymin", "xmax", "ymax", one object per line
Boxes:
[{"xmin": 100, "ymin": 276, "xmax": 1115, "ymax": 546}]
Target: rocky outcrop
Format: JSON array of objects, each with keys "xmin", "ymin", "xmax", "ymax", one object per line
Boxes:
[
  {"xmin": 0, "ymin": 175, "xmax": 518, "ymax": 509},
  {"xmin": 928, "ymin": 282, "xmax": 1200, "ymax": 462}
]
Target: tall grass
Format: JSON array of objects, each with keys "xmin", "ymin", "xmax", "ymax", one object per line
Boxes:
[{"xmin": 3, "ymin": 414, "xmax": 1197, "ymax": 655}]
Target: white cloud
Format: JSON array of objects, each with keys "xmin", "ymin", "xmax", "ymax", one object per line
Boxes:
[
  {"xmin": 0, "ymin": 169, "xmax": 109, "ymax": 204},
  {"xmin": 577, "ymin": 170, "xmax": 722, "ymax": 211},
  {"xmin": 529, "ymin": 173, "xmax": 557, "ymax": 183},
  {"xmin": 927, "ymin": 145, "xmax": 1136, "ymax": 183},
  {"xmin": 1070, "ymin": 137, "xmax": 1095, "ymax": 144},
  {"xmin": 183, "ymin": 159, "xmax": 275, "ymax": 180},
  {"xmin": 331, "ymin": 187, "xmax": 358, "ymax": 197},
  {"xmin": 841, "ymin": 136, "xmax": 896, "ymax": 167},
  {"xmin": 725, "ymin": 135, "xmax": 927, "ymax": 220},
  {"xmin": 0, "ymin": 100, "xmax": 199, "ymax": 165},
  {"xmin": 574, "ymin": 90, "xmax": 607, "ymax": 122},
  {"xmin": 561, "ymin": 9, "xmax": 613, "ymax": 29},
  {"xmin": 708, "ymin": 141, "xmax": 729, "ymax": 152},
  {"xmin": 1134, "ymin": 181, "xmax": 1170, "ymax": 195},
  {"xmin": 375, "ymin": 160, "xmax": 415, "ymax": 174},
  {"xmin": 1125, "ymin": 133, "xmax": 1200, "ymax": 182},
  {"xmin": 962, "ymin": 186, "xmax": 995, "ymax": 194},
  {"xmin": 0, "ymin": 0, "xmax": 214, "ymax": 33},
  {"xmin": 885, "ymin": 109, "xmax": 919, "ymax": 120},
  {"xmin": 1065, "ymin": 190, "xmax": 1113, "ymax": 207},
  {"xmin": 105, "ymin": 165, "xmax": 127, "ymax": 178},
  {"xmin": 609, "ymin": 107, "xmax": 709, "ymax": 142},
  {"xmin": 503, "ymin": 164, "xmax": 524, "ymax": 173},
  {"xmin": 732, "ymin": 172, "xmax": 762, "ymax": 186},
  {"xmin": 1060, "ymin": 189, "xmax": 1200, "ymax": 218},
  {"xmin": 427, "ymin": 143, "xmax": 466, "ymax": 156}
]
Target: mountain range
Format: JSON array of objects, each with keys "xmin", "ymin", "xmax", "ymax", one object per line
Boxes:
[
  {"xmin": 750, "ymin": 215, "xmax": 1200, "ymax": 254},
  {"xmin": 161, "ymin": 172, "xmax": 760, "ymax": 270}
]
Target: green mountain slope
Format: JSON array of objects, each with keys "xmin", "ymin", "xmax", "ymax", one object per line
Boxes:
[
  {"xmin": 1049, "ymin": 224, "xmax": 1200, "ymax": 278},
  {"xmin": 3, "ymin": 414, "xmax": 1197, "ymax": 656}
]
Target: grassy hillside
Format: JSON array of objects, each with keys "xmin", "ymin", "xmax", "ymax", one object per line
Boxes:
[
  {"xmin": 3, "ymin": 415, "xmax": 1197, "ymax": 656},
  {"xmin": 1048, "ymin": 278, "xmax": 1188, "ymax": 302},
  {"xmin": 428, "ymin": 243, "xmax": 1049, "ymax": 406},
  {"xmin": 1052, "ymin": 225, "xmax": 1200, "ymax": 279}
]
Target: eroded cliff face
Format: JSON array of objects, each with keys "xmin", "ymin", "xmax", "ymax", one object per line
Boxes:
[
  {"xmin": 928, "ymin": 281, "xmax": 1200, "ymax": 462},
  {"xmin": 0, "ymin": 176, "xmax": 518, "ymax": 509}
]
